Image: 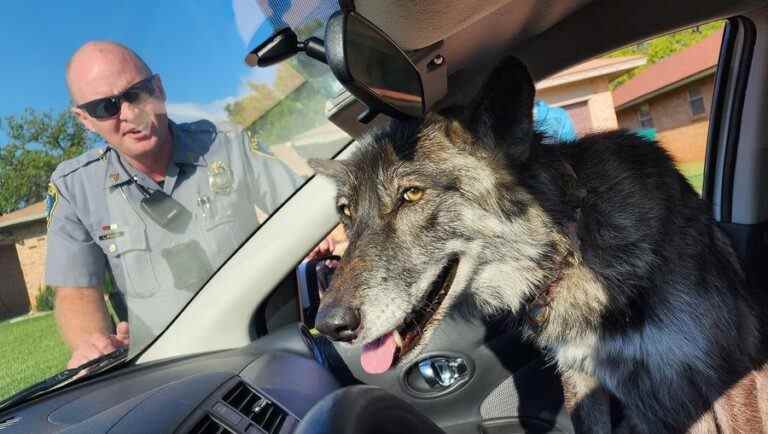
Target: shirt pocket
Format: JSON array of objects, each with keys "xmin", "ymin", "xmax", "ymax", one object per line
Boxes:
[
  {"xmin": 201, "ymin": 188, "xmax": 256, "ymax": 240},
  {"xmin": 100, "ymin": 224, "xmax": 159, "ymax": 299},
  {"xmin": 203, "ymin": 193, "xmax": 238, "ymax": 231}
]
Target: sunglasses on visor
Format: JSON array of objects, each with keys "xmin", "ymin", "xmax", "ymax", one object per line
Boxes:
[{"xmin": 77, "ymin": 74, "xmax": 157, "ymax": 120}]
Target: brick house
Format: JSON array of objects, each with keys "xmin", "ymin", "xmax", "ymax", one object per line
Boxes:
[
  {"xmin": 613, "ymin": 29, "xmax": 723, "ymax": 164},
  {"xmin": 536, "ymin": 55, "xmax": 647, "ymax": 135},
  {"xmin": 0, "ymin": 201, "xmax": 47, "ymax": 319}
]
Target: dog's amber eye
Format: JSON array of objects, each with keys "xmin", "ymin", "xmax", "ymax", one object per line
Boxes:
[
  {"xmin": 338, "ymin": 203, "xmax": 351, "ymax": 217},
  {"xmin": 403, "ymin": 187, "xmax": 424, "ymax": 202}
]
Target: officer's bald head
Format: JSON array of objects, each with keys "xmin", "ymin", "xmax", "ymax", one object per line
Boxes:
[
  {"xmin": 66, "ymin": 41, "xmax": 171, "ymax": 163},
  {"xmin": 66, "ymin": 41, "xmax": 152, "ymax": 105}
]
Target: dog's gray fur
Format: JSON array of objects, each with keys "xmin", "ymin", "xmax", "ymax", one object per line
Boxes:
[{"xmin": 310, "ymin": 56, "xmax": 768, "ymax": 433}]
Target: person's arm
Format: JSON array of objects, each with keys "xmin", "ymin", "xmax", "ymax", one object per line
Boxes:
[
  {"xmin": 55, "ymin": 287, "xmax": 129, "ymax": 369},
  {"xmin": 46, "ymin": 175, "xmax": 128, "ymax": 368},
  {"xmin": 55, "ymin": 286, "xmax": 112, "ymax": 347}
]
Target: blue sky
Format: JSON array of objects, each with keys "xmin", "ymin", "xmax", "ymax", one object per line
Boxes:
[{"xmin": 0, "ymin": 0, "xmax": 304, "ymax": 144}]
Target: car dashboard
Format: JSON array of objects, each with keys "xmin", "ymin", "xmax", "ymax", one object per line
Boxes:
[{"xmin": 0, "ymin": 326, "xmax": 337, "ymax": 434}]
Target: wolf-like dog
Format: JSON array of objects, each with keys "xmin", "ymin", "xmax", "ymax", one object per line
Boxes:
[{"xmin": 309, "ymin": 56, "xmax": 768, "ymax": 433}]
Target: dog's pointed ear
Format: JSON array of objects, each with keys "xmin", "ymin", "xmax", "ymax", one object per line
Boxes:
[
  {"xmin": 463, "ymin": 56, "xmax": 535, "ymax": 163},
  {"xmin": 309, "ymin": 158, "xmax": 349, "ymax": 183}
]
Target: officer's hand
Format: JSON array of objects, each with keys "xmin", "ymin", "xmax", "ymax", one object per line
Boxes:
[
  {"xmin": 306, "ymin": 236, "xmax": 340, "ymax": 268},
  {"xmin": 66, "ymin": 321, "xmax": 130, "ymax": 370},
  {"xmin": 306, "ymin": 236, "xmax": 334, "ymax": 261}
]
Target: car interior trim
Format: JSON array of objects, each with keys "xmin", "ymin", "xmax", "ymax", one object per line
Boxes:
[{"xmin": 719, "ymin": 16, "xmax": 756, "ymax": 223}]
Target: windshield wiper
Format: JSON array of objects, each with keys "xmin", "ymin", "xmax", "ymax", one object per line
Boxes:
[{"xmin": 0, "ymin": 347, "xmax": 129, "ymax": 411}]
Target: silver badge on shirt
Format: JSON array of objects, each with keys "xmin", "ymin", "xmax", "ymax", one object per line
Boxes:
[{"xmin": 208, "ymin": 160, "xmax": 233, "ymax": 195}]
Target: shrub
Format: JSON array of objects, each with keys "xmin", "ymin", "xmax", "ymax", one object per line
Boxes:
[
  {"xmin": 35, "ymin": 285, "xmax": 56, "ymax": 312},
  {"xmin": 103, "ymin": 273, "xmax": 115, "ymax": 294}
]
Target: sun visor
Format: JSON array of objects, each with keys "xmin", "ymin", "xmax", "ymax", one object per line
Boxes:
[{"xmin": 353, "ymin": 0, "xmax": 515, "ymax": 50}]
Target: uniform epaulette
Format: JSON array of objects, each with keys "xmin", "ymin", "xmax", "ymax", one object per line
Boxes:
[
  {"xmin": 177, "ymin": 119, "xmax": 218, "ymax": 134},
  {"xmin": 51, "ymin": 147, "xmax": 109, "ymax": 180},
  {"xmin": 173, "ymin": 120, "xmax": 219, "ymax": 155}
]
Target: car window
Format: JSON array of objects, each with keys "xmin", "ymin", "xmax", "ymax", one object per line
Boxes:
[
  {"xmin": 0, "ymin": 0, "xmax": 349, "ymax": 401},
  {"xmin": 535, "ymin": 20, "xmax": 725, "ymax": 194}
]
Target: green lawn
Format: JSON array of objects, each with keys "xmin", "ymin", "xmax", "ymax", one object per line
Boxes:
[
  {"xmin": 0, "ymin": 313, "xmax": 70, "ymax": 401},
  {"xmin": 677, "ymin": 161, "xmax": 704, "ymax": 194}
]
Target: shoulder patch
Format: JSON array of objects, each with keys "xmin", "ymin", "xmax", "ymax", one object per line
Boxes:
[
  {"xmin": 45, "ymin": 182, "xmax": 60, "ymax": 228},
  {"xmin": 248, "ymin": 133, "xmax": 260, "ymax": 153},
  {"xmin": 246, "ymin": 131, "xmax": 275, "ymax": 159}
]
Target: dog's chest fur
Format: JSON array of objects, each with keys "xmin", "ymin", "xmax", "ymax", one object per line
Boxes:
[{"xmin": 532, "ymin": 262, "xmax": 610, "ymax": 374}]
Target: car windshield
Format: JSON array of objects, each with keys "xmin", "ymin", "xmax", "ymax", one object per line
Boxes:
[{"xmin": 0, "ymin": 0, "xmax": 349, "ymax": 401}]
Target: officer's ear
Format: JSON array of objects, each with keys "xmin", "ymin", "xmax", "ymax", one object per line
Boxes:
[
  {"xmin": 153, "ymin": 75, "xmax": 167, "ymax": 102},
  {"xmin": 71, "ymin": 106, "xmax": 98, "ymax": 133}
]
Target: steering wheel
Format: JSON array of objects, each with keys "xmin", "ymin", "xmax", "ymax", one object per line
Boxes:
[{"xmin": 294, "ymin": 385, "xmax": 446, "ymax": 434}]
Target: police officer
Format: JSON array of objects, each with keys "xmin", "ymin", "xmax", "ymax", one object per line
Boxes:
[{"xmin": 46, "ymin": 41, "xmax": 326, "ymax": 369}]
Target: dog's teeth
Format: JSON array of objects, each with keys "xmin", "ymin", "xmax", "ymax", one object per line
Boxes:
[{"xmin": 393, "ymin": 330, "xmax": 403, "ymax": 347}]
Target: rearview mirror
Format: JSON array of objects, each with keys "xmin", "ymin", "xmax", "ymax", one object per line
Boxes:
[
  {"xmin": 244, "ymin": 10, "xmax": 447, "ymax": 123},
  {"xmin": 325, "ymin": 11, "xmax": 427, "ymax": 121}
]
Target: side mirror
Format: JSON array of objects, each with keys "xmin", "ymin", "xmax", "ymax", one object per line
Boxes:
[
  {"xmin": 244, "ymin": 11, "xmax": 447, "ymax": 123},
  {"xmin": 296, "ymin": 255, "xmax": 339, "ymax": 328}
]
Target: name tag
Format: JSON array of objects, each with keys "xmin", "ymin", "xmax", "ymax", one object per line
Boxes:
[{"xmin": 98, "ymin": 231, "xmax": 125, "ymax": 241}]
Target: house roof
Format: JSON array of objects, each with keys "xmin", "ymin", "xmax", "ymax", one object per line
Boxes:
[
  {"xmin": 613, "ymin": 29, "xmax": 723, "ymax": 110},
  {"xmin": 0, "ymin": 201, "xmax": 47, "ymax": 230},
  {"xmin": 536, "ymin": 55, "xmax": 647, "ymax": 90}
]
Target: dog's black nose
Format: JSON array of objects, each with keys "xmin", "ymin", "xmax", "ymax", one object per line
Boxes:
[{"xmin": 316, "ymin": 304, "xmax": 361, "ymax": 342}]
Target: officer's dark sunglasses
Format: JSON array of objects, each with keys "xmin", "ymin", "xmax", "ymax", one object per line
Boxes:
[{"xmin": 77, "ymin": 74, "xmax": 157, "ymax": 120}]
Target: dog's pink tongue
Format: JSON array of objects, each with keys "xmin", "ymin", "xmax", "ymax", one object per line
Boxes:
[{"xmin": 361, "ymin": 332, "xmax": 397, "ymax": 374}]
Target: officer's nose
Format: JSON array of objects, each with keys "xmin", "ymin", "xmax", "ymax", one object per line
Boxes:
[
  {"xmin": 120, "ymin": 99, "xmax": 146, "ymax": 124},
  {"xmin": 315, "ymin": 303, "xmax": 361, "ymax": 342}
]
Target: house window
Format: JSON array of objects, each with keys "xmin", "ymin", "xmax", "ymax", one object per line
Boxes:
[
  {"xmin": 638, "ymin": 104, "xmax": 654, "ymax": 128},
  {"xmin": 689, "ymin": 86, "xmax": 706, "ymax": 116}
]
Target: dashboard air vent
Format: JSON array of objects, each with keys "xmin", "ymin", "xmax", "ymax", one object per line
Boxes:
[
  {"xmin": 189, "ymin": 414, "xmax": 233, "ymax": 434},
  {"xmin": 0, "ymin": 417, "xmax": 21, "ymax": 431},
  {"xmin": 222, "ymin": 382, "xmax": 286, "ymax": 434}
]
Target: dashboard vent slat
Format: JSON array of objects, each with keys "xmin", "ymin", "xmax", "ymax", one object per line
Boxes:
[
  {"xmin": 260, "ymin": 404, "xmax": 274, "ymax": 425},
  {"xmin": 189, "ymin": 415, "xmax": 233, "ymax": 434},
  {"xmin": 222, "ymin": 382, "xmax": 287, "ymax": 434}
]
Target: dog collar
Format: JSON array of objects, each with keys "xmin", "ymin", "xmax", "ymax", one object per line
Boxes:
[
  {"xmin": 526, "ymin": 269, "xmax": 563, "ymax": 329},
  {"xmin": 525, "ymin": 248, "xmax": 577, "ymax": 330}
]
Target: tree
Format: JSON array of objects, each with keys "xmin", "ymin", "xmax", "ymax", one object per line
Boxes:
[
  {"xmin": 608, "ymin": 21, "xmax": 726, "ymax": 89},
  {"xmin": 225, "ymin": 59, "xmax": 339, "ymax": 147},
  {"xmin": 0, "ymin": 108, "xmax": 98, "ymax": 214},
  {"xmin": 225, "ymin": 63, "xmax": 307, "ymax": 128}
]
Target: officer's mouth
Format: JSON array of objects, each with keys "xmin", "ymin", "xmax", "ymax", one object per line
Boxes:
[{"xmin": 123, "ymin": 128, "xmax": 150, "ymax": 140}]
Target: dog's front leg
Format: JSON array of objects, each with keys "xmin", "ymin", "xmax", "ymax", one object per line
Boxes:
[{"xmin": 562, "ymin": 369, "xmax": 613, "ymax": 434}]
